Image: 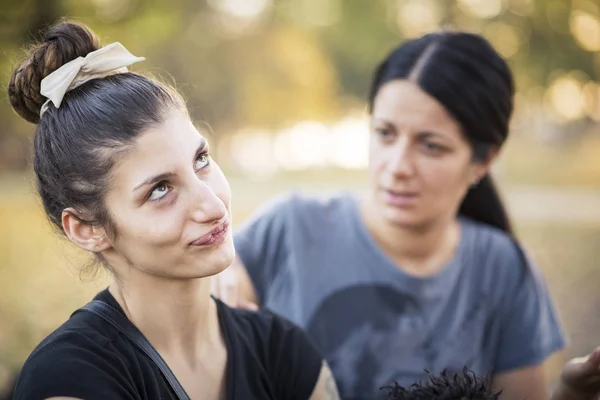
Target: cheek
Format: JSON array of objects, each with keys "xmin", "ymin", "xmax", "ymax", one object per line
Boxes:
[
  {"xmin": 368, "ymin": 141, "xmax": 388, "ymax": 176},
  {"xmin": 419, "ymin": 157, "xmax": 472, "ymax": 197},
  {"xmin": 118, "ymin": 207, "xmax": 186, "ymax": 247},
  {"xmin": 104, "ymin": 194, "xmax": 186, "ymax": 249}
]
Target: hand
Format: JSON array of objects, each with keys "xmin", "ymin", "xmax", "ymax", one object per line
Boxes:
[
  {"xmin": 211, "ymin": 259, "xmax": 259, "ymax": 311},
  {"xmin": 556, "ymin": 347, "xmax": 600, "ymax": 400}
]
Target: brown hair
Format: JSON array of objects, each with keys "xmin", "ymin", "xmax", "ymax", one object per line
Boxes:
[{"xmin": 8, "ymin": 21, "xmax": 186, "ymax": 242}]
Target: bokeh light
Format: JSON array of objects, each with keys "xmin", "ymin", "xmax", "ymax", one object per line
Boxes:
[
  {"xmin": 570, "ymin": 10, "xmax": 600, "ymax": 52},
  {"xmin": 583, "ymin": 81, "xmax": 600, "ymax": 121},
  {"xmin": 507, "ymin": 0, "xmax": 535, "ymax": 17},
  {"xmin": 229, "ymin": 129, "xmax": 278, "ymax": 177},
  {"xmin": 91, "ymin": 0, "xmax": 135, "ymax": 22},
  {"xmin": 545, "ymin": 73, "xmax": 588, "ymax": 121},
  {"xmin": 274, "ymin": 121, "xmax": 330, "ymax": 170},
  {"xmin": 207, "ymin": 0, "xmax": 271, "ymax": 20},
  {"xmin": 395, "ymin": 0, "xmax": 442, "ymax": 38},
  {"xmin": 207, "ymin": 0, "xmax": 272, "ymax": 35},
  {"xmin": 287, "ymin": 0, "xmax": 342, "ymax": 27},
  {"xmin": 328, "ymin": 116, "xmax": 369, "ymax": 170},
  {"xmin": 457, "ymin": 0, "xmax": 504, "ymax": 19},
  {"xmin": 485, "ymin": 22, "xmax": 522, "ymax": 58}
]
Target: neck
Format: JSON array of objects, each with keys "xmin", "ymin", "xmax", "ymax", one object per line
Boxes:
[
  {"xmin": 108, "ymin": 272, "xmax": 220, "ymax": 360},
  {"xmin": 361, "ymin": 195, "xmax": 460, "ymax": 276}
]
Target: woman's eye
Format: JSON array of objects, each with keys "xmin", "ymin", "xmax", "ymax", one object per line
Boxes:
[
  {"xmin": 148, "ymin": 182, "xmax": 170, "ymax": 202},
  {"xmin": 422, "ymin": 141, "xmax": 445, "ymax": 153},
  {"xmin": 195, "ymin": 152, "xmax": 210, "ymax": 171},
  {"xmin": 374, "ymin": 128, "xmax": 395, "ymax": 142}
]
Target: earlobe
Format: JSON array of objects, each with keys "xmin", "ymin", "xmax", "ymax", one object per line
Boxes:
[
  {"xmin": 61, "ymin": 208, "xmax": 111, "ymax": 253},
  {"xmin": 471, "ymin": 146, "xmax": 499, "ymax": 185},
  {"xmin": 484, "ymin": 146, "xmax": 499, "ymax": 166}
]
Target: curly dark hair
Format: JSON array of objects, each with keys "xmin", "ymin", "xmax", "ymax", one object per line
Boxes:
[{"xmin": 381, "ymin": 368, "xmax": 502, "ymax": 400}]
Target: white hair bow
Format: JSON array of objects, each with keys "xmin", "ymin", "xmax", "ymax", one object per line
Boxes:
[{"xmin": 39, "ymin": 42, "xmax": 145, "ymax": 117}]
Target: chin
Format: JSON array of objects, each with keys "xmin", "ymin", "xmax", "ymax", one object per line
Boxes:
[
  {"xmin": 182, "ymin": 238, "xmax": 236, "ymax": 279},
  {"xmin": 380, "ymin": 206, "xmax": 425, "ymax": 229},
  {"xmin": 202, "ymin": 237, "xmax": 236, "ymax": 276}
]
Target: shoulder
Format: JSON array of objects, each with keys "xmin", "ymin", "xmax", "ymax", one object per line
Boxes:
[
  {"xmin": 279, "ymin": 191, "xmax": 359, "ymax": 231},
  {"xmin": 216, "ymin": 298, "xmax": 322, "ymax": 360},
  {"xmin": 14, "ymin": 313, "xmax": 131, "ymax": 399},
  {"xmin": 460, "ymin": 219, "xmax": 552, "ymax": 313},
  {"xmin": 234, "ymin": 192, "xmax": 355, "ymax": 244},
  {"xmin": 217, "ymin": 297, "xmax": 308, "ymax": 342},
  {"xmin": 462, "ymin": 217, "xmax": 527, "ymax": 265},
  {"xmin": 25, "ymin": 311, "xmax": 118, "ymax": 363},
  {"xmin": 461, "ymin": 218, "xmax": 537, "ymax": 289},
  {"xmin": 287, "ymin": 191, "xmax": 355, "ymax": 214},
  {"xmin": 248, "ymin": 191, "xmax": 355, "ymax": 222},
  {"xmin": 215, "ymin": 299, "xmax": 323, "ymax": 398}
]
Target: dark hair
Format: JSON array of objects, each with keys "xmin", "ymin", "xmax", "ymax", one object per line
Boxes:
[
  {"xmin": 381, "ymin": 368, "xmax": 501, "ymax": 400},
  {"xmin": 8, "ymin": 21, "xmax": 186, "ymax": 241},
  {"xmin": 368, "ymin": 31, "xmax": 514, "ymax": 234}
]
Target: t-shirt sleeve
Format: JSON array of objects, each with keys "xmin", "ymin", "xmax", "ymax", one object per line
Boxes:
[
  {"xmin": 14, "ymin": 332, "xmax": 138, "ymax": 400},
  {"xmin": 493, "ymin": 243, "xmax": 567, "ymax": 372},
  {"xmin": 266, "ymin": 312, "xmax": 324, "ymax": 400},
  {"xmin": 233, "ymin": 194, "xmax": 294, "ymax": 303}
]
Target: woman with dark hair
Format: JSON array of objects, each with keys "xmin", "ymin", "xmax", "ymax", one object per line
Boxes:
[
  {"xmin": 213, "ymin": 32, "xmax": 566, "ymax": 399},
  {"xmin": 9, "ymin": 21, "xmax": 339, "ymax": 400}
]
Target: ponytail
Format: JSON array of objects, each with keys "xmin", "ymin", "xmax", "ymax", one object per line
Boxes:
[{"xmin": 458, "ymin": 174, "xmax": 513, "ymax": 235}]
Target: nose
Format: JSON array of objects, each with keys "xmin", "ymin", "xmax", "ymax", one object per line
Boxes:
[
  {"xmin": 387, "ymin": 138, "xmax": 415, "ymax": 178},
  {"xmin": 188, "ymin": 179, "xmax": 227, "ymax": 224}
]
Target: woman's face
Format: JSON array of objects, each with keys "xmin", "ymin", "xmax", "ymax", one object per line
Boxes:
[
  {"xmin": 369, "ymin": 80, "xmax": 492, "ymax": 229},
  {"xmin": 101, "ymin": 109, "xmax": 234, "ymax": 280}
]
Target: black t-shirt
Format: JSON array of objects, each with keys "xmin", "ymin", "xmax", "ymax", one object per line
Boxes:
[{"xmin": 14, "ymin": 289, "xmax": 322, "ymax": 400}]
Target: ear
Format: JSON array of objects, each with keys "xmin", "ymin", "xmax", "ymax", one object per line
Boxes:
[
  {"xmin": 61, "ymin": 208, "xmax": 111, "ymax": 253},
  {"xmin": 471, "ymin": 146, "xmax": 499, "ymax": 185}
]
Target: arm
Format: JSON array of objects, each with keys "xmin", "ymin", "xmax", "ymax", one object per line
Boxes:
[
  {"xmin": 551, "ymin": 347, "xmax": 600, "ymax": 400},
  {"xmin": 309, "ymin": 362, "xmax": 340, "ymax": 400},
  {"xmin": 491, "ymin": 242, "xmax": 566, "ymax": 400},
  {"xmin": 492, "ymin": 365, "xmax": 549, "ymax": 400},
  {"xmin": 553, "ymin": 385, "xmax": 599, "ymax": 400}
]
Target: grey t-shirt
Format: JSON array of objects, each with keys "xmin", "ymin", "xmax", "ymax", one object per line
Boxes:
[{"xmin": 234, "ymin": 192, "xmax": 566, "ymax": 399}]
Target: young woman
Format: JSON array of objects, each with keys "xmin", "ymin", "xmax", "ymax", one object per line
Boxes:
[
  {"xmin": 213, "ymin": 32, "xmax": 566, "ymax": 399},
  {"xmin": 9, "ymin": 21, "xmax": 339, "ymax": 400}
]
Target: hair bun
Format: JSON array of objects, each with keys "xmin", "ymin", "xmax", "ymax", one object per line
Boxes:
[{"xmin": 8, "ymin": 21, "xmax": 101, "ymax": 124}]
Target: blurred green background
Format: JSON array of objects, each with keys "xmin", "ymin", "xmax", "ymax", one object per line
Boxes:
[{"xmin": 1, "ymin": 0, "xmax": 600, "ymax": 393}]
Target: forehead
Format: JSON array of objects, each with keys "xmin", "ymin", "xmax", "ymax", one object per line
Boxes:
[
  {"xmin": 372, "ymin": 80, "xmax": 460, "ymax": 133},
  {"xmin": 113, "ymin": 111, "xmax": 204, "ymax": 186}
]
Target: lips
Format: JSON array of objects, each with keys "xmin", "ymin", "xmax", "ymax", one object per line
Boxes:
[
  {"xmin": 190, "ymin": 222, "xmax": 229, "ymax": 246},
  {"xmin": 382, "ymin": 188, "xmax": 419, "ymax": 207}
]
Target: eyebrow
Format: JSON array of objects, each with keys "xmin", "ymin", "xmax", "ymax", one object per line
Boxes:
[
  {"xmin": 371, "ymin": 118, "xmax": 393, "ymax": 127},
  {"xmin": 133, "ymin": 172, "xmax": 175, "ymax": 192},
  {"xmin": 372, "ymin": 119, "xmax": 446, "ymax": 137},
  {"xmin": 132, "ymin": 138, "xmax": 207, "ymax": 192},
  {"xmin": 416, "ymin": 131, "xmax": 445, "ymax": 140}
]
